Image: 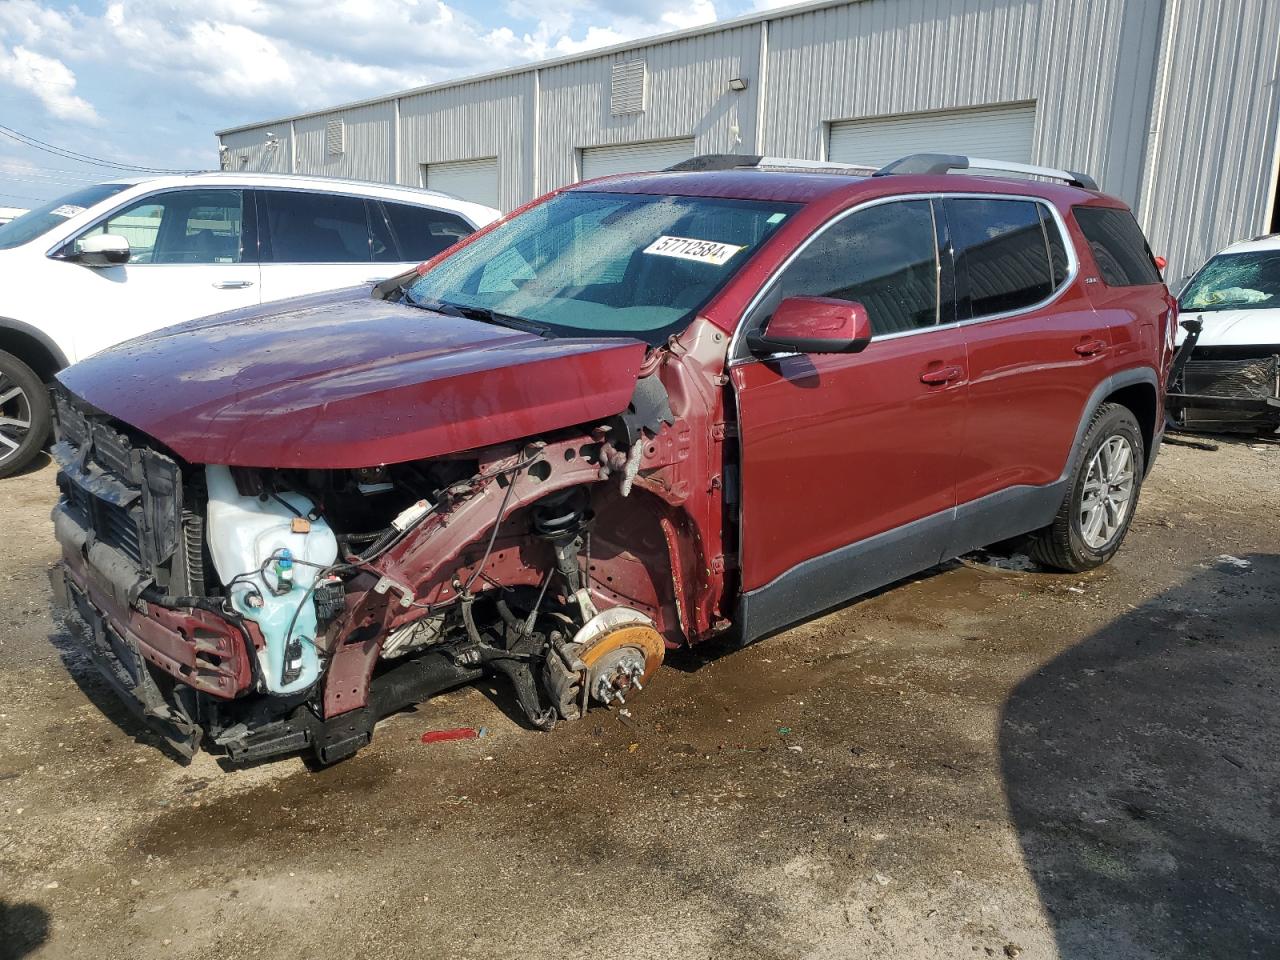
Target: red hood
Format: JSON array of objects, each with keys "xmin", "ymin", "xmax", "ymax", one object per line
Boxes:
[{"xmin": 58, "ymin": 287, "xmax": 648, "ymax": 468}]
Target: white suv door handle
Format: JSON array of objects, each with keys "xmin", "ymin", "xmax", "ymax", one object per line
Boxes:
[{"xmin": 213, "ymin": 280, "xmax": 254, "ymax": 289}]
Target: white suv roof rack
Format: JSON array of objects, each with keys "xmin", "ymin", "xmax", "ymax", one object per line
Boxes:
[
  {"xmin": 873, "ymin": 153, "xmax": 1099, "ymax": 191},
  {"xmin": 665, "ymin": 154, "xmax": 877, "ymax": 175}
]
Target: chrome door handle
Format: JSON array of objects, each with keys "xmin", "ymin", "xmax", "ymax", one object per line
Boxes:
[{"xmin": 213, "ymin": 280, "xmax": 254, "ymax": 289}]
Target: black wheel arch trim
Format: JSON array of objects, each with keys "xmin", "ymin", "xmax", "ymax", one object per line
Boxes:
[
  {"xmin": 1059, "ymin": 366, "xmax": 1160, "ymax": 482},
  {"xmin": 0, "ymin": 316, "xmax": 70, "ymax": 374}
]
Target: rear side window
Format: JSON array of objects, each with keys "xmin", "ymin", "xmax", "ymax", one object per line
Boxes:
[
  {"xmin": 261, "ymin": 191, "xmax": 373, "ymax": 263},
  {"xmin": 382, "ymin": 202, "xmax": 473, "ymax": 262},
  {"xmin": 1073, "ymin": 206, "xmax": 1162, "ymax": 286},
  {"xmin": 751, "ymin": 199, "xmax": 939, "ymax": 337},
  {"xmin": 946, "ymin": 198, "xmax": 1059, "ymax": 318}
]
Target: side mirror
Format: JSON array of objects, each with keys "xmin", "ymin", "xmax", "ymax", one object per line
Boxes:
[
  {"xmin": 747, "ymin": 296, "xmax": 872, "ymax": 355},
  {"xmin": 70, "ymin": 233, "xmax": 130, "ymax": 267}
]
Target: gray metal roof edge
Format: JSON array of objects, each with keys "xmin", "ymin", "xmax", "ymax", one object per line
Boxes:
[{"xmin": 215, "ymin": 0, "xmax": 861, "ymax": 137}]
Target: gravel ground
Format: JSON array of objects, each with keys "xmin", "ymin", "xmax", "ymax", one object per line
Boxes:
[{"xmin": 1, "ymin": 438, "xmax": 1277, "ymax": 960}]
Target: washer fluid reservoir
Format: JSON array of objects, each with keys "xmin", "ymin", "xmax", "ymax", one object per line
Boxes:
[{"xmin": 204, "ymin": 465, "xmax": 339, "ymax": 695}]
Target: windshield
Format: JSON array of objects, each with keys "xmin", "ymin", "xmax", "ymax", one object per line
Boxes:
[
  {"xmin": 0, "ymin": 183, "xmax": 132, "ymax": 251},
  {"xmin": 404, "ymin": 191, "xmax": 799, "ymax": 345},
  {"xmin": 1180, "ymin": 250, "xmax": 1280, "ymax": 312}
]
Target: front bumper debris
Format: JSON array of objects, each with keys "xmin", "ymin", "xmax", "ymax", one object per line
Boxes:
[
  {"xmin": 1166, "ymin": 318, "xmax": 1280, "ymax": 433},
  {"xmin": 50, "ymin": 561, "xmax": 203, "ymax": 759}
]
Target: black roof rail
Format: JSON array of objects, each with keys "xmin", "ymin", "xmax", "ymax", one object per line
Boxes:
[
  {"xmin": 873, "ymin": 153, "xmax": 1099, "ymax": 191},
  {"xmin": 666, "ymin": 154, "xmax": 764, "ymax": 171}
]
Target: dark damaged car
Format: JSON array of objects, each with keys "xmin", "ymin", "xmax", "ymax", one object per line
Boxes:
[{"xmin": 48, "ymin": 153, "xmax": 1175, "ymax": 764}]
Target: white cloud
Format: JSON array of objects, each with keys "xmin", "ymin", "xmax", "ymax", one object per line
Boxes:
[
  {"xmin": 0, "ymin": 46, "xmax": 101, "ymax": 124},
  {"xmin": 0, "ymin": 0, "xmax": 749, "ymax": 183}
]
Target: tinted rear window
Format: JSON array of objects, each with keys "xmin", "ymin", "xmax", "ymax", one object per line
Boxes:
[
  {"xmin": 1073, "ymin": 206, "xmax": 1162, "ymax": 286},
  {"xmin": 382, "ymin": 202, "xmax": 473, "ymax": 262},
  {"xmin": 261, "ymin": 191, "xmax": 373, "ymax": 263},
  {"xmin": 946, "ymin": 198, "xmax": 1057, "ymax": 318}
]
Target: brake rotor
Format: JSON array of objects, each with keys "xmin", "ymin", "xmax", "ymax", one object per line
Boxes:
[{"xmin": 573, "ymin": 613, "xmax": 665, "ymax": 708}]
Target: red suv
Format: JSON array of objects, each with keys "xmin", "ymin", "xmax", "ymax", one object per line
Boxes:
[{"xmin": 48, "ymin": 153, "xmax": 1175, "ymax": 763}]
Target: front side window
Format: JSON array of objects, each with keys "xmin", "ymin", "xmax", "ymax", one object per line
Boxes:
[
  {"xmin": 1073, "ymin": 206, "xmax": 1162, "ymax": 287},
  {"xmin": 261, "ymin": 191, "xmax": 372, "ymax": 263},
  {"xmin": 405, "ymin": 191, "xmax": 798, "ymax": 345},
  {"xmin": 382, "ymin": 202, "xmax": 473, "ymax": 262},
  {"xmin": 0, "ymin": 183, "xmax": 131, "ymax": 251},
  {"xmin": 1180, "ymin": 251, "xmax": 1280, "ymax": 312},
  {"xmin": 946, "ymin": 198, "xmax": 1057, "ymax": 318},
  {"xmin": 76, "ymin": 189, "xmax": 244, "ymax": 264},
  {"xmin": 749, "ymin": 199, "xmax": 940, "ymax": 337}
]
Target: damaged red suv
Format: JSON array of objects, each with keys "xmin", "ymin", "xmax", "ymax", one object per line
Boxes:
[{"xmin": 48, "ymin": 153, "xmax": 1175, "ymax": 764}]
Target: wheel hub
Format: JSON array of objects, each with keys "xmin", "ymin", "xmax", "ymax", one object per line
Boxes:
[
  {"xmin": 589, "ymin": 647, "xmax": 647, "ymax": 705},
  {"xmin": 578, "ymin": 622, "xmax": 665, "ymax": 707},
  {"xmin": 0, "ymin": 374, "xmax": 31, "ymax": 465},
  {"xmin": 1080, "ymin": 435, "xmax": 1135, "ymax": 549}
]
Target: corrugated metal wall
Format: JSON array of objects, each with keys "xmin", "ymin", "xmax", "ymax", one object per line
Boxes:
[
  {"xmin": 294, "ymin": 100, "xmax": 396, "ymax": 182},
  {"xmin": 536, "ymin": 24, "xmax": 760, "ymax": 189},
  {"xmin": 400, "ymin": 73, "xmax": 533, "ymax": 212},
  {"xmin": 1139, "ymin": 0, "xmax": 1280, "ymax": 281},
  {"xmin": 218, "ymin": 0, "xmax": 1279, "ymax": 279},
  {"xmin": 218, "ymin": 128, "xmax": 291, "ymax": 174},
  {"xmin": 760, "ymin": 0, "xmax": 1163, "ymax": 207}
]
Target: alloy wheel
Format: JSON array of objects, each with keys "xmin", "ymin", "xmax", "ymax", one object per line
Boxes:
[
  {"xmin": 1079, "ymin": 435, "xmax": 1135, "ymax": 549},
  {"xmin": 0, "ymin": 373, "xmax": 32, "ymax": 467}
]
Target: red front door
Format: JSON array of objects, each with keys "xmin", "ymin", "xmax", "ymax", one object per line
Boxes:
[{"xmin": 729, "ymin": 198, "xmax": 967, "ymax": 640}]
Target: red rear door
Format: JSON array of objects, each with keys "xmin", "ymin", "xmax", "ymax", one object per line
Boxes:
[
  {"xmin": 730, "ymin": 198, "xmax": 967, "ymax": 640},
  {"xmin": 946, "ymin": 196, "xmax": 1111, "ymax": 520}
]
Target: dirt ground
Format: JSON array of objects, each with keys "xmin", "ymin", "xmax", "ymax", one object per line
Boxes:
[{"xmin": 1, "ymin": 438, "xmax": 1277, "ymax": 960}]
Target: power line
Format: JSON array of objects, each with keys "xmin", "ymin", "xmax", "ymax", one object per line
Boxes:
[
  {"xmin": 0, "ymin": 190, "xmax": 50, "ymax": 204},
  {"xmin": 0, "ymin": 162, "xmax": 107, "ymax": 182},
  {"xmin": 0, "ymin": 168, "xmax": 105, "ymax": 186},
  {"xmin": 0, "ymin": 123, "xmax": 192, "ymax": 174}
]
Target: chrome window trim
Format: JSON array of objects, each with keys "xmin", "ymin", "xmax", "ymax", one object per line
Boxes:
[
  {"xmin": 45, "ymin": 184, "xmax": 484, "ymax": 261},
  {"xmin": 728, "ymin": 191, "xmax": 1080, "ymax": 366}
]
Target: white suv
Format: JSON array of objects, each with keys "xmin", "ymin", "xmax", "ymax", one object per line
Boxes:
[{"xmin": 0, "ymin": 172, "xmax": 500, "ymax": 476}]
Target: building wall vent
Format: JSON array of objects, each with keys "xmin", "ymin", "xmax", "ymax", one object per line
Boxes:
[
  {"xmin": 610, "ymin": 60, "xmax": 647, "ymax": 116},
  {"xmin": 325, "ymin": 118, "xmax": 345, "ymax": 156}
]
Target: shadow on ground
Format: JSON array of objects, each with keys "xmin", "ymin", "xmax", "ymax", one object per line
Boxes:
[
  {"xmin": 1001, "ymin": 554, "xmax": 1280, "ymax": 958},
  {"xmin": 0, "ymin": 900, "xmax": 50, "ymax": 960}
]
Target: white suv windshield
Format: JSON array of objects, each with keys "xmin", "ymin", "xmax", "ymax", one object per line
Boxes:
[
  {"xmin": 405, "ymin": 191, "xmax": 798, "ymax": 345},
  {"xmin": 1181, "ymin": 251, "xmax": 1280, "ymax": 312},
  {"xmin": 0, "ymin": 183, "xmax": 132, "ymax": 251}
]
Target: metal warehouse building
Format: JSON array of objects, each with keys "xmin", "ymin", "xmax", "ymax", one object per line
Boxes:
[{"xmin": 217, "ymin": 0, "xmax": 1280, "ymax": 279}]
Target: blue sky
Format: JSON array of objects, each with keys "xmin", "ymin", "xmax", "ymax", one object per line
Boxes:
[{"xmin": 0, "ymin": 0, "xmax": 785, "ymax": 208}]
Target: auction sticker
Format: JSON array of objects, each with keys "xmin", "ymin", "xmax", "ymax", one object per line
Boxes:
[
  {"xmin": 50, "ymin": 204, "xmax": 86, "ymax": 219},
  {"xmin": 643, "ymin": 235, "xmax": 744, "ymax": 266}
]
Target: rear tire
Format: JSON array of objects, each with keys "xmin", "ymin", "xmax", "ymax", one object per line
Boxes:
[
  {"xmin": 1029, "ymin": 403, "xmax": 1144, "ymax": 573},
  {"xmin": 0, "ymin": 350, "xmax": 50, "ymax": 479}
]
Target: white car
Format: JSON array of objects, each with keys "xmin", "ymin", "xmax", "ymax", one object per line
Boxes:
[
  {"xmin": 1171, "ymin": 232, "xmax": 1280, "ymax": 434},
  {"xmin": 0, "ymin": 173, "xmax": 500, "ymax": 476}
]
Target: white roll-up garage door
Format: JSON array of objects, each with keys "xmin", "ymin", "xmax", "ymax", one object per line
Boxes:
[
  {"xmin": 828, "ymin": 104, "xmax": 1036, "ymax": 170},
  {"xmin": 580, "ymin": 138, "xmax": 696, "ymax": 181},
  {"xmin": 423, "ymin": 158, "xmax": 500, "ymax": 210}
]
